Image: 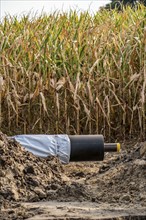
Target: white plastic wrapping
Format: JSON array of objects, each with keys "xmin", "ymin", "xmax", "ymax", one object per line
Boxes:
[{"xmin": 11, "ymin": 135, "xmax": 71, "ymax": 164}]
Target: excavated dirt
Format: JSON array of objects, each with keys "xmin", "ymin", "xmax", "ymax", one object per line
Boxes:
[{"xmin": 0, "ymin": 131, "xmax": 146, "ymax": 219}]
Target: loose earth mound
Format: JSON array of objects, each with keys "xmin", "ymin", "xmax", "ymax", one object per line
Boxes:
[
  {"xmin": 0, "ymin": 132, "xmax": 146, "ymax": 219},
  {"xmin": 0, "ymin": 132, "xmax": 67, "ymax": 203}
]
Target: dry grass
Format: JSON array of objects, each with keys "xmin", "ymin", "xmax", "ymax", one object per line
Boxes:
[{"xmin": 0, "ymin": 5, "xmax": 145, "ymax": 140}]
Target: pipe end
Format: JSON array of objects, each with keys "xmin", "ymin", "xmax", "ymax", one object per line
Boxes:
[{"xmin": 117, "ymin": 143, "xmax": 121, "ymax": 152}]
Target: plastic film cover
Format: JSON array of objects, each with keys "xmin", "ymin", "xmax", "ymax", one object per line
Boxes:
[{"xmin": 11, "ymin": 135, "xmax": 71, "ymax": 164}]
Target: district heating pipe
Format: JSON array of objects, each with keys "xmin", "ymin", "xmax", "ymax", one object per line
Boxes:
[{"xmin": 11, "ymin": 134, "xmax": 120, "ymax": 163}]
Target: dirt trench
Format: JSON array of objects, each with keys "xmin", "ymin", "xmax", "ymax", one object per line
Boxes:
[{"xmin": 0, "ymin": 132, "xmax": 146, "ymax": 219}]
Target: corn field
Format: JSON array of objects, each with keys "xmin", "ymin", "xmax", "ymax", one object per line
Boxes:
[{"xmin": 0, "ymin": 5, "xmax": 145, "ymax": 140}]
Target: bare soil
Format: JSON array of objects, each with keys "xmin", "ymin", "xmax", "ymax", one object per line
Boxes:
[{"xmin": 0, "ymin": 132, "xmax": 146, "ymax": 219}]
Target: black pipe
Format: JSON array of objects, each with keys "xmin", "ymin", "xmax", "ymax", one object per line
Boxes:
[
  {"xmin": 69, "ymin": 135, "xmax": 104, "ymax": 161},
  {"xmin": 69, "ymin": 135, "xmax": 120, "ymax": 162},
  {"xmin": 104, "ymin": 143, "xmax": 120, "ymax": 152}
]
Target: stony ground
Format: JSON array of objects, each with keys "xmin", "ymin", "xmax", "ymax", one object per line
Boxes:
[{"xmin": 0, "ymin": 132, "xmax": 146, "ymax": 219}]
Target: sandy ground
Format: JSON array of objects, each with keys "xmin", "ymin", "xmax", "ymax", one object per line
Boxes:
[
  {"xmin": 0, "ymin": 132, "xmax": 146, "ymax": 219},
  {"xmin": 21, "ymin": 201, "xmax": 146, "ymax": 220}
]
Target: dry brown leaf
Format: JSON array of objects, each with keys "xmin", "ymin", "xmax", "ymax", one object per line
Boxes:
[{"xmin": 40, "ymin": 92, "xmax": 48, "ymax": 116}]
